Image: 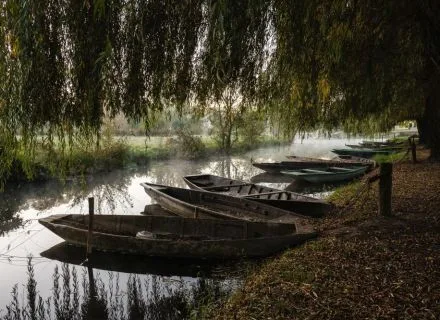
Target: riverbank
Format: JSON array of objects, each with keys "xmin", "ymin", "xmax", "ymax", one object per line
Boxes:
[
  {"xmin": 204, "ymin": 148, "xmax": 440, "ymax": 319},
  {"xmin": 5, "ymin": 134, "xmax": 289, "ymax": 184}
]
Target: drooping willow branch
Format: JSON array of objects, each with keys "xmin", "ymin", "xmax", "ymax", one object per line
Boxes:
[{"xmin": 0, "ymin": 0, "xmax": 436, "ymax": 180}]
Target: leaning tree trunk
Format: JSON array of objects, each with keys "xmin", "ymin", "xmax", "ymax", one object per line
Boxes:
[
  {"xmin": 423, "ymin": 73, "xmax": 440, "ymax": 160},
  {"xmin": 416, "ymin": 116, "xmax": 427, "ymax": 145}
]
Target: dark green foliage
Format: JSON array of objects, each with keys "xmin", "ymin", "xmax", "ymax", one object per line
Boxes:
[
  {"xmin": 237, "ymin": 109, "xmax": 265, "ymax": 149},
  {"xmin": 165, "ymin": 128, "xmax": 206, "ymax": 159}
]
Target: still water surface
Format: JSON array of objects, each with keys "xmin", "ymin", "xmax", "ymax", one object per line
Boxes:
[{"xmin": 0, "ymin": 138, "xmax": 365, "ymax": 316}]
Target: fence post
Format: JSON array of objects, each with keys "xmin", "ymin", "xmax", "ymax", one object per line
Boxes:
[
  {"xmin": 379, "ymin": 163, "xmax": 393, "ymax": 216},
  {"xmin": 87, "ymin": 197, "xmax": 95, "ymax": 257}
]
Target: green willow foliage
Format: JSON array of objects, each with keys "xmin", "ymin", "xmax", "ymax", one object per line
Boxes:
[
  {"xmin": 0, "ymin": 1, "xmax": 270, "ymax": 138},
  {"xmin": 0, "ymin": 0, "xmax": 439, "ymax": 180},
  {"xmin": 267, "ymin": 0, "xmax": 432, "ymax": 133}
]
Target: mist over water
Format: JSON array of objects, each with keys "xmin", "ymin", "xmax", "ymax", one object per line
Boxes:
[{"xmin": 249, "ymin": 134, "xmax": 381, "ymax": 162}]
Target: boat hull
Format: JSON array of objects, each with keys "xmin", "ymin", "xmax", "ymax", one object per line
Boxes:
[
  {"xmin": 141, "ymin": 182, "xmax": 309, "ymax": 222},
  {"xmin": 253, "ymin": 156, "xmax": 373, "ymax": 173},
  {"xmin": 39, "ymin": 214, "xmax": 316, "ymax": 259},
  {"xmin": 281, "ymin": 166, "xmax": 369, "ymax": 183},
  {"xmin": 183, "ymin": 174, "xmax": 330, "ymax": 217},
  {"xmin": 331, "ymin": 148, "xmax": 395, "ymax": 158}
]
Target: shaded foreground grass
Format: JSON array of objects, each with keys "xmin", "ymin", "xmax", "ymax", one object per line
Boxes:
[{"xmin": 205, "ymin": 148, "xmax": 440, "ymax": 319}]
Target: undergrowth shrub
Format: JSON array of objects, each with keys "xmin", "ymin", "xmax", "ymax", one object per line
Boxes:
[{"xmin": 165, "ymin": 128, "xmax": 206, "ymax": 159}]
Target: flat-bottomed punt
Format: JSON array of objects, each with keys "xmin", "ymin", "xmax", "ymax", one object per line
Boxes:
[
  {"xmin": 359, "ymin": 140, "xmax": 408, "ymax": 149},
  {"xmin": 253, "ymin": 156, "xmax": 373, "ymax": 173},
  {"xmin": 281, "ymin": 166, "xmax": 369, "ymax": 183},
  {"xmin": 141, "ymin": 182, "xmax": 309, "ymax": 224},
  {"xmin": 345, "ymin": 144, "xmax": 405, "ymax": 152},
  {"xmin": 183, "ymin": 174, "xmax": 330, "ymax": 217},
  {"xmin": 331, "ymin": 148, "xmax": 396, "ymax": 158},
  {"xmin": 39, "ymin": 214, "xmax": 316, "ymax": 259}
]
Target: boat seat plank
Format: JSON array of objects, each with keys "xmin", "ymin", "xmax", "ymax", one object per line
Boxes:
[
  {"xmin": 300, "ymin": 169, "xmax": 334, "ymax": 174},
  {"xmin": 203, "ymin": 183, "xmax": 252, "ymax": 190},
  {"xmin": 242, "ymin": 191, "xmax": 287, "ymax": 198},
  {"xmin": 328, "ymin": 167, "xmax": 357, "ymax": 171}
]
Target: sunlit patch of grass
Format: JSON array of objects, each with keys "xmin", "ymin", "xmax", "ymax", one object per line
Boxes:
[
  {"xmin": 373, "ymin": 151, "xmax": 408, "ymax": 163},
  {"xmin": 326, "ymin": 181, "xmax": 363, "ymax": 205},
  {"xmin": 320, "ymin": 178, "xmax": 379, "ymax": 228}
]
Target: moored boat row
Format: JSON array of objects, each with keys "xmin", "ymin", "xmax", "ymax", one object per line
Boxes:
[
  {"xmin": 40, "ymin": 173, "xmax": 326, "ymax": 259},
  {"xmin": 40, "ymin": 150, "xmax": 380, "ymax": 259}
]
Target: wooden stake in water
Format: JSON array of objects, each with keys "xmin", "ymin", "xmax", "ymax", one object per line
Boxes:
[{"xmin": 86, "ymin": 197, "xmax": 95, "ymax": 257}]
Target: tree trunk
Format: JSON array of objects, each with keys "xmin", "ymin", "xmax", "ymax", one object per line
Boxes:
[
  {"xmin": 416, "ymin": 117, "xmax": 427, "ymax": 145},
  {"xmin": 423, "ymin": 73, "xmax": 440, "ymax": 160},
  {"xmin": 379, "ymin": 163, "xmax": 393, "ymax": 216}
]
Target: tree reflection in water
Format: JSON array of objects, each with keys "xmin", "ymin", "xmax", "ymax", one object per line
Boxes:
[
  {"xmin": 2, "ymin": 258, "xmax": 238, "ymax": 320},
  {"xmin": 0, "ymin": 155, "xmax": 261, "ymax": 236},
  {"xmin": 199, "ymin": 156, "xmax": 260, "ymax": 181},
  {"xmin": 0, "ymin": 166, "xmax": 146, "ymax": 236}
]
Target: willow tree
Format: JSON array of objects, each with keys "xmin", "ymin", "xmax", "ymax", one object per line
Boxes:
[
  {"xmin": 0, "ymin": 0, "xmax": 439, "ymax": 184},
  {"xmin": 264, "ymin": 0, "xmax": 440, "ymax": 158}
]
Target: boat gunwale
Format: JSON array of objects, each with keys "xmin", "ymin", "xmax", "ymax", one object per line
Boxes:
[{"xmin": 39, "ymin": 214, "xmax": 305, "ymax": 244}]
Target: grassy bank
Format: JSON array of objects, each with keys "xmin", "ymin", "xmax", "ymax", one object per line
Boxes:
[
  {"xmin": 6, "ymin": 134, "xmax": 289, "ymax": 183},
  {"xmin": 201, "ymin": 148, "xmax": 440, "ymax": 319},
  {"xmin": 127, "ymin": 134, "xmax": 289, "ymax": 163}
]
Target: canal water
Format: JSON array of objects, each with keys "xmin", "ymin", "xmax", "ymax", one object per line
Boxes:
[{"xmin": 0, "ymin": 137, "xmax": 366, "ymax": 318}]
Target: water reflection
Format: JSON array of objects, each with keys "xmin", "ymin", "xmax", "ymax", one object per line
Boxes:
[
  {"xmin": 41, "ymin": 242, "xmax": 245, "ymax": 279},
  {"xmin": 2, "ymin": 259, "xmax": 238, "ymax": 320},
  {"xmin": 0, "ymin": 168, "xmax": 140, "ymax": 236},
  {"xmin": 0, "ymin": 155, "xmax": 270, "ymax": 312}
]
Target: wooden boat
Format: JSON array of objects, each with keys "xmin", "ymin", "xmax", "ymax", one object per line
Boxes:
[
  {"xmin": 331, "ymin": 148, "xmax": 395, "ymax": 158},
  {"xmin": 253, "ymin": 156, "xmax": 373, "ymax": 173},
  {"xmin": 183, "ymin": 174, "xmax": 330, "ymax": 217},
  {"xmin": 345, "ymin": 143, "xmax": 405, "ymax": 151},
  {"xmin": 359, "ymin": 140, "xmax": 406, "ymax": 148},
  {"xmin": 285, "ymin": 155, "xmax": 375, "ymax": 165},
  {"xmin": 39, "ymin": 214, "xmax": 316, "ymax": 259},
  {"xmin": 250, "ymin": 172, "xmax": 297, "ymax": 184},
  {"xmin": 141, "ymin": 182, "xmax": 309, "ymax": 223},
  {"xmin": 345, "ymin": 144, "xmax": 369, "ymax": 149},
  {"xmin": 281, "ymin": 166, "xmax": 369, "ymax": 183}
]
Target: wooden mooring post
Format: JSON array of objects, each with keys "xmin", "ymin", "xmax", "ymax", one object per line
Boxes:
[
  {"xmin": 379, "ymin": 163, "xmax": 393, "ymax": 216},
  {"xmin": 86, "ymin": 197, "xmax": 95, "ymax": 257}
]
